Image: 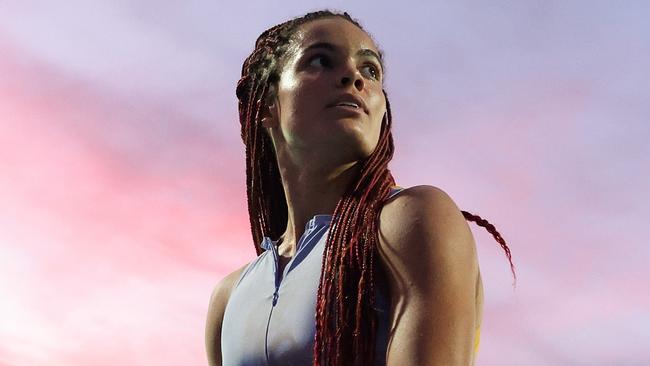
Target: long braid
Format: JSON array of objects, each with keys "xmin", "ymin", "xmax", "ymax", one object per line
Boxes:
[
  {"xmin": 235, "ymin": 10, "xmax": 516, "ymax": 365},
  {"xmin": 462, "ymin": 210, "xmax": 517, "ymax": 288}
]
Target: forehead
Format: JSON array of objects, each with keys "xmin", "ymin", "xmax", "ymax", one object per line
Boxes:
[{"xmin": 291, "ymin": 17, "xmax": 379, "ymax": 55}]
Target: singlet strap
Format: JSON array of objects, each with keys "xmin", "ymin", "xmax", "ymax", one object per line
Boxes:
[{"xmin": 386, "ymin": 185, "xmax": 406, "ymax": 200}]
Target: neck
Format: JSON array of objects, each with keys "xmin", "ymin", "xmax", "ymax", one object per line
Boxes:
[{"xmin": 276, "ymin": 159, "xmax": 361, "ymax": 257}]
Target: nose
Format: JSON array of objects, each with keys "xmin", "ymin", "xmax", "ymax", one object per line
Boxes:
[{"xmin": 337, "ymin": 62, "xmax": 365, "ymax": 91}]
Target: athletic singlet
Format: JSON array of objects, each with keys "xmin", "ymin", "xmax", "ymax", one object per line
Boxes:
[{"xmin": 220, "ymin": 186, "xmax": 481, "ymax": 365}]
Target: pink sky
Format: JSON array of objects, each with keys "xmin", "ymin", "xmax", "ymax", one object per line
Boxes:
[{"xmin": 1, "ymin": 1, "xmax": 649, "ymax": 365}]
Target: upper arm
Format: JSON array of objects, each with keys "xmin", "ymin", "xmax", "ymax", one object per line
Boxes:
[
  {"xmin": 205, "ymin": 264, "xmax": 248, "ymax": 366},
  {"xmin": 377, "ymin": 185, "xmax": 480, "ymax": 366}
]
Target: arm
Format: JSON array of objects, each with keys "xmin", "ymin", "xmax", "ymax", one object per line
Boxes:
[
  {"xmin": 205, "ymin": 265, "xmax": 247, "ymax": 366},
  {"xmin": 377, "ymin": 185, "xmax": 480, "ymax": 365}
]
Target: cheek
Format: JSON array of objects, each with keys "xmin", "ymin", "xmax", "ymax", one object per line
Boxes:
[
  {"xmin": 276, "ymin": 84, "xmax": 320, "ymax": 141},
  {"xmin": 368, "ymin": 89, "xmax": 386, "ymax": 119},
  {"xmin": 278, "ymin": 79, "xmax": 321, "ymax": 120}
]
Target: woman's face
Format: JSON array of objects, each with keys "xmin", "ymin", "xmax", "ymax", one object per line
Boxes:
[{"xmin": 263, "ymin": 17, "xmax": 387, "ymax": 165}]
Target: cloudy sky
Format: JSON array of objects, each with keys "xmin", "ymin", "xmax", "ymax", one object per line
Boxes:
[{"xmin": 1, "ymin": 1, "xmax": 648, "ymax": 365}]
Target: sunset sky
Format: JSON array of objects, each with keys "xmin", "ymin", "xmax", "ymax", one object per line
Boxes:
[{"xmin": 1, "ymin": 1, "xmax": 649, "ymax": 365}]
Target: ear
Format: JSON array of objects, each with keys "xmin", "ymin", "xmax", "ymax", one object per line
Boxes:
[{"xmin": 260, "ymin": 85, "xmax": 279, "ymax": 129}]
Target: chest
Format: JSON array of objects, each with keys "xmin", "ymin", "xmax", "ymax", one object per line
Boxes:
[
  {"xmin": 221, "ymin": 222, "xmax": 391, "ymax": 366},
  {"xmin": 221, "ymin": 231, "xmax": 329, "ymax": 365}
]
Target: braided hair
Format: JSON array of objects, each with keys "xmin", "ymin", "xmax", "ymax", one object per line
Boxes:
[{"xmin": 235, "ymin": 9, "xmax": 517, "ymax": 365}]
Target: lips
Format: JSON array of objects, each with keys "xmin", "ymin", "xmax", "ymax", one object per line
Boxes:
[{"xmin": 326, "ymin": 93, "xmax": 368, "ymax": 114}]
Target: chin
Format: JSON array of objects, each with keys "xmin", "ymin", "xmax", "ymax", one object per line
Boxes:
[{"xmin": 336, "ymin": 139, "xmax": 378, "ymax": 164}]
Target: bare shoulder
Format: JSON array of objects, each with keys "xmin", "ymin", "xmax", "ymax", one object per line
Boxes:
[
  {"xmin": 379, "ymin": 184, "xmax": 474, "ymax": 248},
  {"xmin": 377, "ymin": 184, "xmax": 481, "ymax": 364},
  {"xmin": 378, "ymin": 184, "xmax": 478, "ymax": 276},
  {"xmin": 207, "ymin": 262, "xmax": 249, "ymax": 312},
  {"xmin": 205, "ymin": 262, "xmax": 250, "ymax": 366}
]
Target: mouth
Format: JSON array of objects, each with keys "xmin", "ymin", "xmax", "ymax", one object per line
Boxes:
[
  {"xmin": 329, "ymin": 103, "xmax": 364, "ymax": 114},
  {"xmin": 331, "ymin": 102, "xmax": 363, "ymax": 111},
  {"xmin": 326, "ymin": 96, "xmax": 368, "ymax": 114}
]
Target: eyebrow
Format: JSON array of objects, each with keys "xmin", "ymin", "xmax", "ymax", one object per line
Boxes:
[{"xmin": 303, "ymin": 41, "xmax": 384, "ymax": 73}]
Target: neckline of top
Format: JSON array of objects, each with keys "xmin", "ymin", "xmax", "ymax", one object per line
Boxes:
[
  {"xmin": 260, "ymin": 214, "xmax": 333, "ymax": 250},
  {"xmin": 307, "ymin": 214, "xmax": 333, "ymax": 226},
  {"xmin": 259, "ymin": 185, "xmax": 405, "ymax": 250}
]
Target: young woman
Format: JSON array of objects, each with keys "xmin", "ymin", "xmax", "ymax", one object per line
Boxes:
[{"xmin": 206, "ymin": 10, "xmax": 516, "ymax": 366}]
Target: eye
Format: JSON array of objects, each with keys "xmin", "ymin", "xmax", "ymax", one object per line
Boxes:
[
  {"xmin": 361, "ymin": 64, "xmax": 381, "ymax": 80},
  {"xmin": 308, "ymin": 54, "xmax": 331, "ymax": 68}
]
